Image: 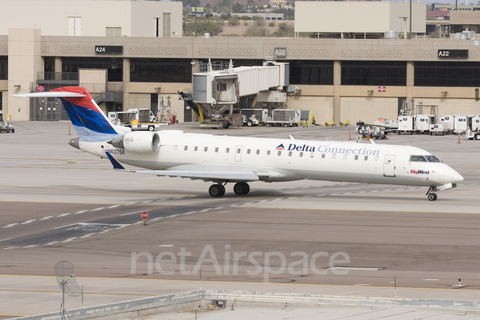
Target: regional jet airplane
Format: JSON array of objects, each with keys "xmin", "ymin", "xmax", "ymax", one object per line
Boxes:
[{"xmin": 17, "ymin": 87, "xmax": 463, "ymax": 201}]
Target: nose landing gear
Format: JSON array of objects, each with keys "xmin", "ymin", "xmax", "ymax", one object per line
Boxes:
[{"xmin": 426, "ymin": 186, "xmax": 438, "ymax": 201}]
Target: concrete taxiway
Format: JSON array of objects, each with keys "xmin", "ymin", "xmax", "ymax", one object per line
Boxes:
[{"xmin": 0, "ymin": 121, "xmax": 479, "ymax": 318}]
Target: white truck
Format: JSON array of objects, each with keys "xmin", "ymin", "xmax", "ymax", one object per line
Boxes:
[
  {"xmin": 266, "ymin": 109, "xmax": 301, "ymax": 127},
  {"xmin": 397, "ymin": 116, "xmax": 415, "ymax": 135},
  {"xmin": 467, "ymin": 114, "xmax": 480, "ymax": 131},
  {"xmin": 429, "ymin": 123, "xmax": 450, "ymax": 136},
  {"xmin": 439, "ymin": 115, "xmax": 454, "ymax": 133},
  {"xmin": 108, "ymin": 108, "xmax": 161, "ymax": 131},
  {"xmin": 453, "ymin": 115, "xmax": 468, "ymax": 133},
  {"xmin": 415, "ymin": 115, "xmax": 435, "ymax": 134}
]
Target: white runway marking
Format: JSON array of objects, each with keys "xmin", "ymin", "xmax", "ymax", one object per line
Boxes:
[
  {"xmin": 57, "ymin": 213, "xmax": 71, "ymax": 217},
  {"xmin": 39, "ymin": 216, "xmax": 54, "ymax": 220},
  {"xmin": 0, "ymin": 238, "xmax": 11, "ymax": 242},
  {"xmin": 21, "ymin": 219, "xmax": 37, "ymax": 224}
]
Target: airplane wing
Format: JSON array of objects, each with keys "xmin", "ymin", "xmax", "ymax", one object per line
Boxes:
[{"xmin": 105, "ymin": 152, "xmax": 259, "ymax": 182}]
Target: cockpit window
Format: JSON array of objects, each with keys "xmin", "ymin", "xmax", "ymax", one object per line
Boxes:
[
  {"xmin": 410, "ymin": 155, "xmax": 441, "ymax": 162},
  {"xmin": 425, "ymin": 155, "xmax": 441, "ymax": 162},
  {"xmin": 410, "ymin": 155, "xmax": 427, "ymax": 162}
]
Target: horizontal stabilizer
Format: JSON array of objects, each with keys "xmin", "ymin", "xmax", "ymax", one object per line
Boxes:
[
  {"xmin": 105, "ymin": 152, "xmax": 130, "ymax": 171},
  {"xmin": 14, "ymin": 92, "xmax": 86, "ymax": 98}
]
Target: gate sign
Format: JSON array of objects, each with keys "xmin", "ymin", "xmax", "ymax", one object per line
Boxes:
[
  {"xmin": 95, "ymin": 45, "xmax": 123, "ymax": 55},
  {"xmin": 141, "ymin": 211, "xmax": 149, "ymax": 220},
  {"xmin": 37, "ymin": 85, "xmax": 45, "ymax": 92}
]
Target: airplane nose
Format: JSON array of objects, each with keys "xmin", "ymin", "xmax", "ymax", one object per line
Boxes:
[{"xmin": 452, "ymin": 171, "xmax": 464, "ymax": 183}]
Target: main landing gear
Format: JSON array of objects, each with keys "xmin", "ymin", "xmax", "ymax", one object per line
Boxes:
[
  {"xmin": 208, "ymin": 182, "xmax": 250, "ymax": 197},
  {"xmin": 426, "ymin": 186, "xmax": 438, "ymax": 201}
]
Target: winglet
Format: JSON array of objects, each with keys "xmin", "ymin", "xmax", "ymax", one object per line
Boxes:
[{"xmin": 105, "ymin": 152, "xmax": 128, "ymax": 171}]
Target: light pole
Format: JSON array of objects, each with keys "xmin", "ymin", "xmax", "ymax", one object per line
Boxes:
[{"xmin": 265, "ymin": 10, "xmax": 268, "ymax": 37}]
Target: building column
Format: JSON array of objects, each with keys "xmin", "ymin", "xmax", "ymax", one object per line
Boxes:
[
  {"xmin": 7, "ymin": 28, "xmax": 43, "ymax": 121},
  {"xmin": 333, "ymin": 60, "xmax": 341, "ymax": 123},
  {"xmin": 123, "ymin": 58, "xmax": 130, "ymax": 111},
  {"xmin": 406, "ymin": 61, "xmax": 414, "ymax": 104}
]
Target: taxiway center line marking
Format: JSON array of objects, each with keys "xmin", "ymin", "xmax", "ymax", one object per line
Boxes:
[
  {"xmin": 0, "ymin": 238, "xmax": 11, "ymax": 242},
  {"xmin": 120, "ymin": 211, "xmax": 142, "ymax": 216},
  {"xmin": 39, "ymin": 216, "xmax": 54, "ymax": 220}
]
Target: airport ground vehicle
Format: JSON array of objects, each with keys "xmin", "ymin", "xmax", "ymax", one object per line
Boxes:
[
  {"xmin": 266, "ymin": 109, "xmax": 301, "ymax": 127},
  {"xmin": 240, "ymin": 109, "xmax": 268, "ymax": 127},
  {"xmin": 429, "ymin": 123, "xmax": 450, "ymax": 136},
  {"xmin": 0, "ymin": 119, "xmax": 14, "ymax": 133},
  {"xmin": 108, "ymin": 108, "xmax": 160, "ymax": 131},
  {"xmin": 466, "ymin": 128, "xmax": 480, "ymax": 140}
]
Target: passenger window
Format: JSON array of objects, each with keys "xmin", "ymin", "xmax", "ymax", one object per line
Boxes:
[
  {"xmin": 226, "ymin": 148, "xmax": 230, "ymax": 153},
  {"xmin": 355, "ymin": 155, "xmax": 358, "ymax": 160},
  {"xmin": 174, "ymin": 145, "xmax": 178, "ymax": 150},
  {"xmin": 267, "ymin": 150, "xmax": 271, "ymax": 155},
  {"xmin": 332, "ymin": 154, "xmax": 336, "ymax": 159},
  {"xmin": 215, "ymin": 147, "xmax": 219, "ymax": 153},
  {"xmin": 184, "ymin": 146, "xmax": 188, "ymax": 151},
  {"xmin": 247, "ymin": 149, "xmax": 251, "ymax": 154},
  {"xmin": 299, "ymin": 152, "xmax": 303, "ymax": 157},
  {"xmin": 288, "ymin": 151, "xmax": 292, "ymax": 157},
  {"xmin": 256, "ymin": 150, "xmax": 260, "ymax": 155},
  {"xmin": 194, "ymin": 146, "xmax": 198, "ymax": 151},
  {"xmin": 375, "ymin": 155, "xmax": 379, "ymax": 161},
  {"xmin": 410, "ymin": 155, "xmax": 427, "ymax": 162},
  {"xmin": 204, "ymin": 147, "xmax": 208, "ymax": 152},
  {"xmin": 343, "ymin": 154, "xmax": 347, "ymax": 160},
  {"xmin": 277, "ymin": 151, "xmax": 282, "ymax": 156},
  {"xmin": 237, "ymin": 148, "xmax": 241, "ymax": 154},
  {"xmin": 321, "ymin": 153, "xmax": 325, "ymax": 159},
  {"xmin": 310, "ymin": 153, "xmax": 315, "ymax": 158},
  {"xmin": 364, "ymin": 156, "xmax": 368, "ymax": 161}
]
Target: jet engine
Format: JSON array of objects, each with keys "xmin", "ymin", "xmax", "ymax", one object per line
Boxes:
[{"xmin": 109, "ymin": 132, "xmax": 160, "ymax": 153}]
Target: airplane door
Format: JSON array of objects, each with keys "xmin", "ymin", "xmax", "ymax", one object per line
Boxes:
[
  {"xmin": 384, "ymin": 154, "xmax": 396, "ymax": 177},
  {"xmin": 235, "ymin": 145, "xmax": 243, "ymax": 162}
]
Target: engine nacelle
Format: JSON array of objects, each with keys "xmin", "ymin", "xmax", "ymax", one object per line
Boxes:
[{"xmin": 121, "ymin": 132, "xmax": 160, "ymax": 153}]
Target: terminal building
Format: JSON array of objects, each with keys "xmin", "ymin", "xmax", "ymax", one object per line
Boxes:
[{"xmin": 2, "ymin": 0, "xmax": 480, "ymax": 124}]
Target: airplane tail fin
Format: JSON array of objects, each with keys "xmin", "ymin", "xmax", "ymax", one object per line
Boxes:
[
  {"xmin": 15, "ymin": 87, "xmax": 119, "ymax": 140},
  {"xmin": 50, "ymin": 87, "xmax": 118, "ymax": 139}
]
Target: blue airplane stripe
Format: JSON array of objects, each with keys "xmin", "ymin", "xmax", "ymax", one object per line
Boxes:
[{"xmin": 61, "ymin": 99, "xmax": 117, "ymax": 135}]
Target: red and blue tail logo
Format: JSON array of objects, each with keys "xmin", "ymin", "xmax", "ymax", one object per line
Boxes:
[
  {"xmin": 276, "ymin": 144, "xmax": 285, "ymax": 150},
  {"xmin": 51, "ymin": 87, "xmax": 117, "ymax": 136}
]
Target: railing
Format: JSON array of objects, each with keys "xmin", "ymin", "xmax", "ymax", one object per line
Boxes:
[
  {"xmin": 198, "ymin": 61, "xmax": 230, "ymax": 73},
  {"xmin": 80, "ymin": 83, "xmax": 123, "ymax": 93},
  {"xmin": 37, "ymin": 72, "xmax": 79, "ymax": 81}
]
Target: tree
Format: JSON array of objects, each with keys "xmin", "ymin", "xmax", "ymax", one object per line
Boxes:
[
  {"xmin": 228, "ymin": 15, "xmax": 241, "ymax": 26},
  {"xmin": 272, "ymin": 22, "xmax": 294, "ymax": 37}
]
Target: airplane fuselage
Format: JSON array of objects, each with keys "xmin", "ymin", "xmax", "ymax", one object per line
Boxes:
[{"xmin": 80, "ymin": 131, "xmax": 462, "ymax": 188}]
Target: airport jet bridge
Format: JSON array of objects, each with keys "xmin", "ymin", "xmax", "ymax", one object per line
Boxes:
[{"xmin": 193, "ymin": 59, "xmax": 289, "ymax": 105}]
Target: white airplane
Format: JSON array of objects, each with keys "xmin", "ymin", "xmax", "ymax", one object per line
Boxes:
[{"xmin": 17, "ymin": 87, "xmax": 463, "ymax": 201}]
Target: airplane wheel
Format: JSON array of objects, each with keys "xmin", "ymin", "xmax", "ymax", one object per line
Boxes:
[
  {"xmin": 427, "ymin": 193, "xmax": 437, "ymax": 201},
  {"xmin": 233, "ymin": 182, "xmax": 250, "ymax": 195},
  {"xmin": 209, "ymin": 184, "xmax": 225, "ymax": 197}
]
